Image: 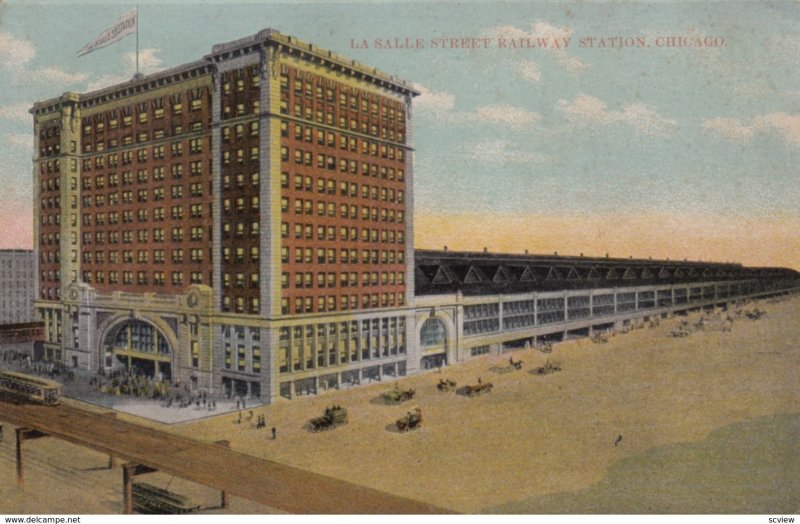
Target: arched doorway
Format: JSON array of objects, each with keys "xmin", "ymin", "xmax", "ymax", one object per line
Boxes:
[
  {"xmin": 104, "ymin": 319, "xmax": 172, "ymax": 380},
  {"xmin": 419, "ymin": 317, "xmax": 447, "ymax": 370}
]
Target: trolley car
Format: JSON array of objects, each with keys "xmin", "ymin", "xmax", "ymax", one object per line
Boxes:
[
  {"xmin": 0, "ymin": 371, "xmax": 62, "ymax": 405},
  {"xmin": 132, "ymin": 482, "xmax": 200, "ymax": 514}
]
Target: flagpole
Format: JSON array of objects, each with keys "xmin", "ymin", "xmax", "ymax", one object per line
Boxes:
[{"xmin": 136, "ymin": 5, "xmax": 140, "ymax": 76}]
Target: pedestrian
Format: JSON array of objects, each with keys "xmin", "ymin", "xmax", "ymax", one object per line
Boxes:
[{"xmin": 271, "ymin": 426, "xmax": 276, "ymax": 440}]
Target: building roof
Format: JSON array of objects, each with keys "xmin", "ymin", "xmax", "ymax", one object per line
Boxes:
[
  {"xmin": 32, "ymin": 27, "xmax": 418, "ymax": 115},
  {"xmin": 414, "ymin": 249, "xmax": 800, "ymax": 296}
]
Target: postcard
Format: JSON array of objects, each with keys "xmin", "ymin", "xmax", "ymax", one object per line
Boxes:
[{"xmin": 0, "ymin": 0, "xmax": 798, "ymax": 518}]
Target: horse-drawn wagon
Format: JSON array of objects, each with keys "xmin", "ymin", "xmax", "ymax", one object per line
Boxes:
[{"xmin": 309, "ymin": 405, "xmax": 348, "ymax": 432}]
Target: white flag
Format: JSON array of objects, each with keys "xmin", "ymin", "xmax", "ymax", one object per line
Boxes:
[{"xmin": 77, "ymin": 8, "xmax": 138, "ymax": 57}]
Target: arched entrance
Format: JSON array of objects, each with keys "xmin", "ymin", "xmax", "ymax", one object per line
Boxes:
[
  {"xmin": 104, "ymin": 319, "xmax": 172, "ymax": 380},
  {"xmin": 419, "ymin": 317, "xmax": 447, "ymax": 370}
]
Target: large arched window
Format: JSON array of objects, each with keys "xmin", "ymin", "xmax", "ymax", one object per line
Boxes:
[
  {"xmin": 113, "ymin": 320, "xmax": 170, "ymax": 354},
  {"xmin": 420, "ymin": 318, "xmax": 446, "ymax": 348}
]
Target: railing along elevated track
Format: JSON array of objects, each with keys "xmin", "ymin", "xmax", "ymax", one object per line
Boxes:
[{"xmin": 0, "ymin": 399, "xmax": 451, "ymax": 514}]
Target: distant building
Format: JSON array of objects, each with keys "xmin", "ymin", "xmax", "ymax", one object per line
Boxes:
[
  {"xmin": 0, "ymin": 250, "xmax": 35, "ymax": 325},
  {"xmin": 30, "ymin": 28, "xmax": 800, "ymax": 400}
]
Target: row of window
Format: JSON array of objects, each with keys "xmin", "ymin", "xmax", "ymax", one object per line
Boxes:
[
  {"xmin": 40, "ymin": 287, "xmax": 61, "ymax": 300},
  {"xmin": 222, "ymin": 100, "xmax": 259, "ymax": 119},
  {"xmin": 222, "ymin": 122, "xmax": 259, "ymax": 141},
  {"xmin": 81, "ymin": 270, "xmax": 208, "ymax": 286},
  {"xmin": 283, "ymin": 292, "xmax": 406, "ymax": 315},
  {"xmin": 39, "ymin": 233, "xmax": 61, "ymax": 246},
  {"xmin": 284, "ymin": 121, "xmax": 405, "ymax": 153},
  {"xmin": 221, "ymin": 295, "xmax": 259, "ymax": 314},
  {"xmin": 282, "ymin": 199, "xmax": 405, "ymax": 223},
  {"xmin": 39, "ymin": 250, "xmax": 59, "ymax": 264},
  {"xmin": 81, "ymin": 248, "xmax": 208, "ymax": 265},
  {"xmin": 280, "ymin": 99, "xmax": 405, "ymax": 142},
  {"xmin": 276, "ymin": 316, "xmax": 407, "ymax": 373},
  {"xmin": 221, "ymin": 246, "xmax": 259, "ymax": 264},
  {"xmin": 281, "ymin": 247, "xmax": 406, "ymax": 265},
  {"xmin": 221, "ymin": 68, "xmax": 260, "ymax": 95},
  {"xmin": 80, "ymin": 226, "xmax": 207, "ymax": 244},
  {"xmin": 222, "ymin": 272, "xmax": 259, "ymax": 289},
  {"xmin": 40, "ymin": 213, "xmax": 60, "ymax": 226},
  {"xmin": 82, "ymin": 95, "xmax": 204, "ymax": 136},
  {"xmin": 221, "ymin": 221, "xmax": 259, "ymax": 238},
  {"xmin": 282, "ymin": 146, "xmax": 405, "ymax": 167},
  {"xmin": 76, "ymin": 203, "xmax": 207, "ymax": 228},
  {"xmin": 223, "ymin": 172, "xmax": 259, "ymax": 190},
  {"xmin": 281, "ymin": 223, "xmax": 406, "ymax": 246},
  {"xmin": 42, "ymin": 172, "xmax": 61, "ymax": 192},
  {"xmin": 81, "ymin": 162, "xmax": 207, "ymax": 189},
  {"xmin": 40, "ymin": 196, "xmax": 61, "ymax": 209},
  {"xmin": 83, "ymin": 128, "xmax": 205, "ymax": 154},
  {"xmin": 40, "ymin": 269, "xmax": 60, "ymax": 282},
  {"xmin": 222, "ymin": 146, "xmax": 259, "ymax": 165},
  {"xmin": 288, "ymin": 174, "xmax": 405, "ymax": 201},
  {"xmin": 282, "ymin": 271, "xmax": 405, "ymax": 289},
  {"xmin": 223, "ymin": 196, "xmax": 259, "ymax": 213},
  {"xmin": 281, "ymin": 73, "xmax": 405, "ymax": 121},
  {"xmin": 223, "ymin": 342, "xmax": 261, "ymax": 373},
  {"xmin": 81, "ymin": 185, "xmax": 196, "ymax": 207}
]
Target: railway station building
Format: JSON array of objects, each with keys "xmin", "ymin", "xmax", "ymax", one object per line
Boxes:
[{"xmin": 30, "ymin": 29, "xmax": 800, "ymax": 402}]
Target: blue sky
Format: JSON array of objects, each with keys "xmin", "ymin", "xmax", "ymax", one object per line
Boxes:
[{"xmin": 1, "ymin": 1, "xmax": 798, "ymax": 266}]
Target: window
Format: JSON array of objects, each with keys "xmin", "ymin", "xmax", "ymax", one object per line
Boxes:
[{"xmin": 189, "ymin": 138, "xmax": 203, "ymax": 154}]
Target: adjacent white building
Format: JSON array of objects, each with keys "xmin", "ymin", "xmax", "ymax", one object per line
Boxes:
[{"xmin": 0, "ymin": 250, "xmax": 35, "ymax": 325}]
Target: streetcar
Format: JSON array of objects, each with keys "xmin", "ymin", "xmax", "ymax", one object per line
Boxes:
[{"xmin": 0, "ymin": 370, "xmax": 62, "ymax": 405}]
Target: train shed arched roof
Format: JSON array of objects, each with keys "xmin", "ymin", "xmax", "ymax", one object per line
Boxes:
[{"xmin": 414, "ymin": 249, "xmax": 799, "ymax": 297}]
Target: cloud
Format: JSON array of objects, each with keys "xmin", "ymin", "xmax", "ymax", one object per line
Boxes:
[
  {"xmin": 413, "ymin": 83, "xmax": 455, "ymax": 118},
  {"xmin": 515, "ymin": 59, "xmax": 541, "ymax": 83},
  {"xmin": 0, "ymin": 31, "xmax": 36, "ymax": 68},
  {"xmin": 619, "ymin": 103, "xmax": 679, "ymax": 135},
  {"xmin": 557, "ymin": 95, "xmax": 677, "ymax": 135},
  {"xmin": 752, "ymin": 113, "xmax": 800, "ymax": 146},
  {"xmin": 765, "ymin": 35, "xmax": 800, "ymax": 66},
  {"xmin": 124, "ymin": 48, "xmax": 163, "ymax": 73},
  {"xmin": 85, "ymin": 74, "xmax": 132, "ymax": 92},
  {"xmin": 484, "ymin": 21, "xmax": 587, "ymax": 74},
  {"xmin": 5, "ymin": 133, "xmax": 33, "ymax": 148},
  {"xmin": 703, "ymin": 113, "xmax": 800, "ymax": 147},
  {"xmin": 554, "ymin": 52, "xmax": 588, "ymax": 74},
  {"xmin": 413, "ymin": 85, "xmax": 539, "ymax": 128},
  {"xmin": 467, "ymin": 104, "xmax": 540, "ymax": 127},
  {"xmin": 467, "ymin": 139, "xmax": 550, "ymax": 164},
  {"xmin": 703, "ymin": 117, "xmax": 754, "ymax": 142},
  {"xmin": 21, "ymin": 67, "xmax": 88, "ymax": 86},
  {"xmin": 0, "ymin": 30, "xmax": 87, "ymax": 88},
  {"xmin": 0, "ymin": 102, "xmax": 32, "ymax": 123}
]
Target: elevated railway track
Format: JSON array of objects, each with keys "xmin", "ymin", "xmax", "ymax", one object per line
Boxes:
[{"xmin": 0, "ymin": 400, "xmax": 450, "ymax": 514}]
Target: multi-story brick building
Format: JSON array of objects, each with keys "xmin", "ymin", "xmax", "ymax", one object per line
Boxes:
[
  {"xmin": 32, "ymin": 29, "xmax": 417, "ymax": 397},
  {"xmin": 0, "ymin": 250, "xmax": 35, "ymax": 325},
  {"xmin": 31, "ymin": 28, "xmax": 800, "ymax": 402}
]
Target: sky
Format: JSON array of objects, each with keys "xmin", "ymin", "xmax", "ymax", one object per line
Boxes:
[{"xmin": 0, "ymin": 1, "xmax": 798, "ymax": 269}]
